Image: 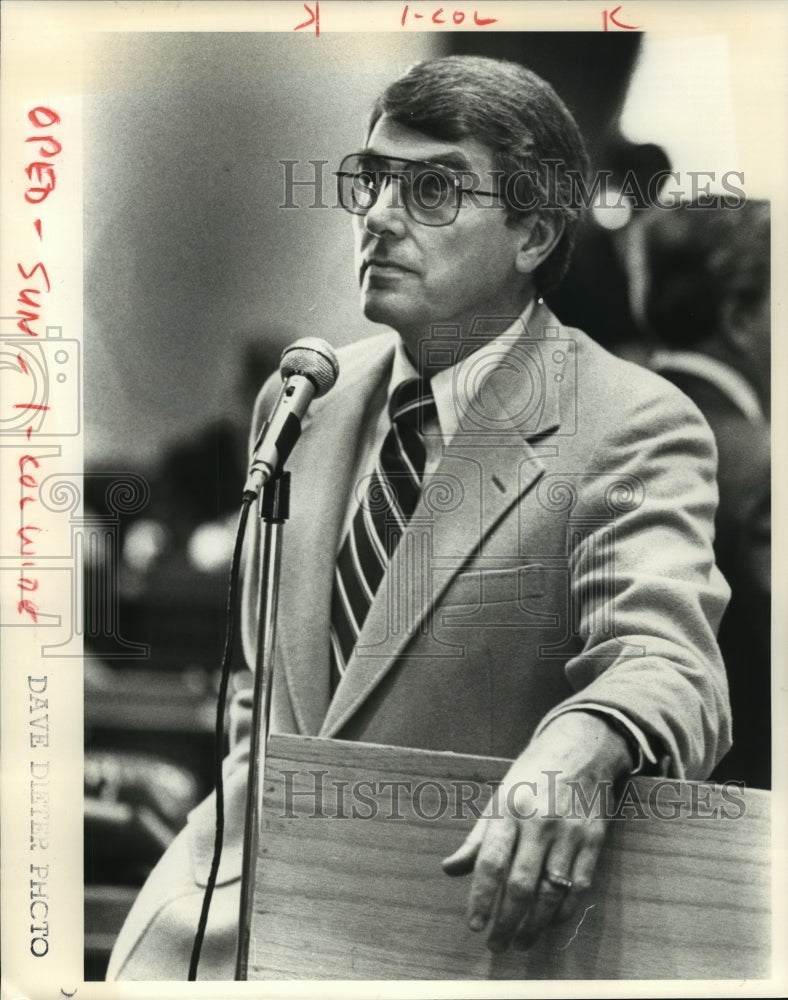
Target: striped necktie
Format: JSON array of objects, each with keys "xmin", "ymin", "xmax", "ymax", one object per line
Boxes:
[{"xmin": 330, "ymin": 378, "xmax": 436, "ymax": 690}]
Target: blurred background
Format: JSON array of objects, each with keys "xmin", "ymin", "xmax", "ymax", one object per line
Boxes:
[{"xmin": 81, "ymin": 31, "xmax": 771, "ymax": 977}]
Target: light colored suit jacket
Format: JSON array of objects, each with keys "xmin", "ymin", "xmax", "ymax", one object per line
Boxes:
[{"xmin": 108, "ymin": 304, "xmax": 731, "ymax": 980}]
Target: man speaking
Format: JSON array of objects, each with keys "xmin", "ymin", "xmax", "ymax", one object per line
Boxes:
[{"xmin": 109, "ymin": 55, "xmax": 731, "ymax": 979}]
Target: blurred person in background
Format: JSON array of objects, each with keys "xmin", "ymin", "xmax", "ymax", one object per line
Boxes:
[
  {"xmin": 643, "ymin": 200, "xmax": 771, "ymax": 789},
  {"xmin": 144, "ymin": 337, "xmax": 281, "ymax": 576}
]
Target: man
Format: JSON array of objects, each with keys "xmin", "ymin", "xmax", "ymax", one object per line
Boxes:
[
  {"xmin": 108, "ymin": 55, "xmax": 731, "ymax": 980},
  {"xmin": 644, "ymin": 200, "xmax": 770, "ymax": 789}
]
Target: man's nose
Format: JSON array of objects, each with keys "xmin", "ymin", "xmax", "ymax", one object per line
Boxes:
[{"xmin": 364, "ymin": 175, "xmax": 407, "ymax": 236}]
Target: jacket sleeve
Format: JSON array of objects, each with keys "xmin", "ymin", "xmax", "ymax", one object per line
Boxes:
[{"xmin": 534, "ymin": 386, "xmax": 732, "ymax": 781}]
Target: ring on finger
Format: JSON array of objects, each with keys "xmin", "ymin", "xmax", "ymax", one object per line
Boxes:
[{"xmin": 543, "ymin": 869, "xmax": 573, "ymax": 892}]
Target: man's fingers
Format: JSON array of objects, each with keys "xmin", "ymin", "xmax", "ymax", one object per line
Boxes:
[
  {"xmin": 553, "ymin": 830, "xmax": 603, "ymax": 924},
  {"xmin": 511, "ymin": 878, "xmax": 567, "ymax": 949},
  {"xmin": 441, "ymin": 816, "xmax": 487, "ymax": 876},
  {"xmin": 511, "ymin": 843, "xmax": 577, "ymax": 950},
  {"xmin": 464, "ymin": 820, "xmax": 518, "ymax": 933},
  {"xmin": 483, "ymin": 840, "xmax": 543, "ymax": 953},
  {"xmin": 443, "ymin": 757, "xmax": 610, "ymax": 956},
  {"xmin": 552, "ymin": 882, "xmax": 589, "ymax": 925}
]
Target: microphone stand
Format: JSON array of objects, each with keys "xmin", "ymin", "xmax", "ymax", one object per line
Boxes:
[{"xmin": 235, "ymin": 470, "xmax": 290, "ymax": 980}]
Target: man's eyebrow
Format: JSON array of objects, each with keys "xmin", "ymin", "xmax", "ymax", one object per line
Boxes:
[
  {"xmin": 359, "ymin": 147, "xmax": 473, "ymax": 172},
  {"xmin": 423, "ymin": 151, "xmax": 473, "ymax": 172}
]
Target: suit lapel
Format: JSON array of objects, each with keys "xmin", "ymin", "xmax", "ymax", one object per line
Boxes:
[
  {"xmin": 320, "ymin": 303, "xmax": 566, "ymax": 738},
  {"xmin": 275, "ymin": 336, "xmax": 397, "ymax": 734}
]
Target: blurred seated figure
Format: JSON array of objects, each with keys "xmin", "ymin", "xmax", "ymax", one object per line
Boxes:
[
  {"xmin": 83, "ymin": 338, "xmax": 280, "ymax": 673},
  {"xmin": 147, "ymin": 336, "xmax": 280, "ymax": 573},
  {"xmin": 85, "ymin": 749, "xmax": 201, "ymax": 886},
  {"xmin": 643, "ymin": 200, "xmax": 771, "ymax": 788}
]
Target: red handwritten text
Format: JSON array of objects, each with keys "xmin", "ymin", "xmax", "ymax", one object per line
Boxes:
[
  {"xmin": 24, "ymin": 107, "xmax": 61, "ymax": 204},
  {"xmin": 16, "ymin": 450, "xmax": 43, "ymax": 623},
  {"xmin": 401, "ymin": 5, "xmax": 498, "ymax": 26},
  {"xmin": 16, "ymin": 262, "xmax": 52, "ymax": 338},
  {"xmin": 13, "ymin": 106, "xmax": 61, "ymax": 623},
  {"xmin": 602, "ymin": 6, "xmax": 639, "ymax": 30},
  {"xmin": 294, "ymin": 2, "xmax": 319, "ymax": 36}
]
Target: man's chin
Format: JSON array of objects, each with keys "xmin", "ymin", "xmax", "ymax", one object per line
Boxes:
[{"xmin": 360, "ymin": 294, "xmax": 411, "ymax": 331}]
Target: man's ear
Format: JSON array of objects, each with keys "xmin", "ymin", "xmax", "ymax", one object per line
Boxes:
[{"xmin": 513, "ymin": 212, "xmax": 565, "ymax": 276}]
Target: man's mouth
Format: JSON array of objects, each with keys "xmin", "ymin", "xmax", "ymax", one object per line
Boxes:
[{"xmin": 362, "ymin": 258, "xmax": 414, "ymax": 279}]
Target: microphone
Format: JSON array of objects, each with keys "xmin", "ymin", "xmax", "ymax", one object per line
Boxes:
[{"xmin": 244, "ymin": 337, "xmax": 339, "ymax": 497}]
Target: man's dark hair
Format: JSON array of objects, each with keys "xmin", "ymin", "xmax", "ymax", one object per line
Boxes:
[
  {"xmin": 368, "ymin": 55, "xmax": 589, "ymax": 294},
  {"xmin": 644, "ymin": 200, "xmax": 770, "ymax": 347}
]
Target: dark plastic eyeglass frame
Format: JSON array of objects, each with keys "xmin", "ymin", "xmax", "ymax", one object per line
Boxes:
[{"xmin": 336, "ymin": 152, "xmax": 499, "ymax": 228}]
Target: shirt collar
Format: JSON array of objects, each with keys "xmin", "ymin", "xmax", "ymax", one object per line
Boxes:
[{"xmin": 388, "ymin": 299, "xmax": 537, "ymax": 442}]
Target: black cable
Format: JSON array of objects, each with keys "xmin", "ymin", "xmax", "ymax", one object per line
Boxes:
[{"xmin": 188, "ymin": 493, "xmax": 254, "ymax": 981}]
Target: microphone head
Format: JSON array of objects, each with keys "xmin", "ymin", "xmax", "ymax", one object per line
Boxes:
[{"xmin": 280, "ymin": 337, "xmax": 339, "ymax": 397}]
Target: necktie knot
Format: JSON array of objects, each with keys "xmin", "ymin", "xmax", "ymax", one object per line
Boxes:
[{"xmin": 388, "ymin": 378, "xmax": 436, "ymax": 428}]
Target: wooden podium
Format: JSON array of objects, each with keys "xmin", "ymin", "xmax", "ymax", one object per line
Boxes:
[{"xmin": 247, "ymin": 734, "xmax": 770, "ymax": 980}]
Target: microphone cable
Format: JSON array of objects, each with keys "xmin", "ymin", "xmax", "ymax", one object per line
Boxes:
[
  {"xmin": 188, "ymin": 492, "xmax": 255, "ymax": 981},
  {"xmin": 187, "ymin": 337, "xmax": 338, "ymax": 978}
]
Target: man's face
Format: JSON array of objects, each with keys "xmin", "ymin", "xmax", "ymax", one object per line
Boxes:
[{"xmin": 352, "ymin": 115, "xmax": 533, "ymax": 364}]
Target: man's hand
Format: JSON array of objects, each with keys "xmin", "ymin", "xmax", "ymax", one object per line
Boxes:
[{"xmin": 441, "ymin": 711, "xmax": 634, "ymax": 953}]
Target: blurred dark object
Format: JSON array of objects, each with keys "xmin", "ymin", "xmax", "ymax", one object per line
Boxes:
[
  {"xmin": 644, "ymin": 200, "xmax": 771, "ymax": 789},
  {"xmin": 451, "ymin": 32, "xmax": 642, "ymax": 164},
  {"xmin": 451, "ymin": 32, "xmax": 652, "ymax": 352},
  {"xmin": 156, "ymin": 418, "xmax": 245, "ymax": 533},
  {"xmin": 82, "ymin": 336, "xmax": 279, "ymax": 673},
  {"xmin": 84, "ymin": 664, "xmax": 220, "ymax": 980},
  {"xmin": 85, "ymin": 750, "xmax": 200, "ymax": 882},
  {"xmin": 84, "ymin": 664, "xmax": 212, "ymax": 888},
  {"xmin": 85, "ymin": 885, "xmax": 138, "ymax": 982},
  {"xmin": 86, "ymin": 748, "xmax": 199, "ymax": 827},
  {"xmin": 83, "ymin": 750, "xmax": 199, "ymax": 982},
  {"xmin": 149, "ymin": 337, "xmax": 278, "ymax": 539},
  {"xmin": 555, "ymin": 139, "xmax": 673, "ymax": 351},
  {"xmin": 84, "ymin": 660, "xmax": 222, "ymax": 830},
  {"xmin": 644, "ymin": 199, "xmax": 770, "ymax": 413}
]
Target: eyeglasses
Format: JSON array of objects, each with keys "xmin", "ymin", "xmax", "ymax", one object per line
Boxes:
[{"xmin": 336, "ymin": 152, "xmax": 499, "ymax": 228}]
